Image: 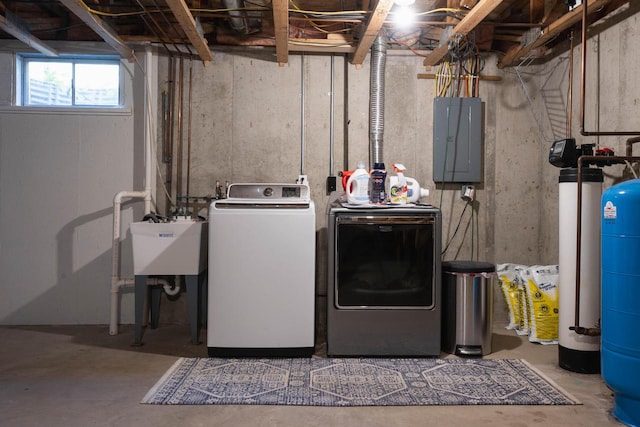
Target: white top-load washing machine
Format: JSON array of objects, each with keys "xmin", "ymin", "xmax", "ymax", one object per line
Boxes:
[{"xmin": 207, "ymin": 182, "xmax": 315, "ymax": 357}]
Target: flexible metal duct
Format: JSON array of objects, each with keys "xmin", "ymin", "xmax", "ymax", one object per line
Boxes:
[
  {"xmin": 224, "ymin": 0, "xmax": 250, "ymax": 33},
  {"xmin": 369, "ymin": 34, "xmax": 387, "ymax": 166},
  {"xmin": 224, "ymin": 0, "xmax": 262, "ymax": 34}
]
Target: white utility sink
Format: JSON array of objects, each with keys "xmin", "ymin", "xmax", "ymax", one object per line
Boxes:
[{"xmin": 130, "ymin": 219, "xmax": 208, "ymax": 275}]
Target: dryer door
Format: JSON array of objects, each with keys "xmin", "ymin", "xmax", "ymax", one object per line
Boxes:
[{"xmin": 334, "ymin": 215, "xmax": 437, "ymax": 309}]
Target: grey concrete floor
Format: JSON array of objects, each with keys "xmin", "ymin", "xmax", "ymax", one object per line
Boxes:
[{"xmin": 0, "ymin": 322, "xmax": 623, "ymax": 427}]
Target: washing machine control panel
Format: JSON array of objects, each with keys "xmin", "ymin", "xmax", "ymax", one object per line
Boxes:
[{"xmin": 227, "ymin": 183, "xmax": 310, "ymax": 202}]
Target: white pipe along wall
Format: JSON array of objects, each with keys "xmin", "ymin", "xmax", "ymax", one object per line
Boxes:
[{"xmin": 109, "ymin": 47, "xmax": 177, "ymax": 336}]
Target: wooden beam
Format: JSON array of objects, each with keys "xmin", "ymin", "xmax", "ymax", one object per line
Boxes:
[
  {"xmin": 492, "ymin": 34, "xmax": 522, "ymax": 42},
  {"xmin": 0, "ymin": 14, "xmax": 58, "ymax": 56},
  {"xmin": 498, "ymin": 0, "xmax": 612, "ymax": 68},
  {"xmin": 350, "ymin": 0, "xmax": 394, "ymax": 66},
  {"xmin": 165, "ymin": 0, "xmax": 213, "ymax": 64},
  {"xmin": 541, "ymin": 0, "xmax": 562, "ymax": 25},
  {"xmin": 530, "ymin": 0, "xmax": 545, "ymax": 23},
  {"xmin": 272, "ymin": 0, "xmax": 288, "ymax": 66},
  {"xmin": 288, "ymin": 34, "xmax": 355, "ymax": 54},
  {"xmin": 58, "ymin": 0, "xmax": 134, "ymax": 61},
  {"xmin": 423, "ymin": 0, "xmax": 505, "ymax": 66}
]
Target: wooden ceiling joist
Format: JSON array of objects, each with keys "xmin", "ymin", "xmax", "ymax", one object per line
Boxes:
[
  {"xmin": 423, "ymin": 0, "xmax": 505, "ymax": 67},
  {"xmin": 530, "ymin": 0, "xmax": 545, "ymax": 23},
  {"xmin": 165, "ymin": 0, "xmax": 213, "ymax": 65},
  {"xmin": 498, "ymin": 0, "xmax": 612, "ymax": 68},
  {"xmin": 272, "ymin": 0, "xmax": 289, "ymax": 66},
  {"xmin": 288, "ymin": 34, "xmax": 355, "ymax": 54},
  {"xmin": 58, "ymin": 0, "xmax": 134, "ymax": 61},
  {"xmin": 350, "ymin": 0, "xmax": 394, "ymax": 67},
  {"xmin": 0, "ymin": 13, "xmax": 58, "ymax": 56}
]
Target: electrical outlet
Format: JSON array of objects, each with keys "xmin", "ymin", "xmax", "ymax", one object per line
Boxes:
[
  {"xmin": 326, "ymin": 176, "xmax": 337, "ymax": 195},
  {"xmin": 461, "ymin": 184, "xmax": 475, "ymax": 201}
]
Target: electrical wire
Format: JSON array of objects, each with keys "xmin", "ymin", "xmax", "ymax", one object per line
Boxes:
[
  {"xmin": 475, "ymin": 198, "xmax": 479, "ymax": 260},
  {"xmin": 625, "ymin": 161, "xmax": 639, "ymax": 179},
  {"xmin": 288, "ymin": 0, "xmax": 363, "ymax": 35},
  {"xmin": 433, "ymin": 32, "xmax": 484, "ymax": 99},
  {"xmin": 434, "ymin": 30, "xmax": 484, "ymax": 260},
  {"xmin": 83, "ymin": 3, "xmax": 270, "ymax": 18},
  {"xmin": 471, "ymin": 199, "xmax": 475, "ymax": 260},
  {"xmin": 442, "ymin": 201, "xmax": 470, "ymax": 256},
  {"xmin": 415, "ymin": 8, "xmax": 466, "ymax": 19},
  {"xmin": 78, "ymin": 0, "xmax": 467, "ymax": 45}
]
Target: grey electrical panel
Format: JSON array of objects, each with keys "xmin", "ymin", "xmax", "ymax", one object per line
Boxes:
[{"xmin": 433, "ymin": 97, "xmax": 483, "ymax": 183}]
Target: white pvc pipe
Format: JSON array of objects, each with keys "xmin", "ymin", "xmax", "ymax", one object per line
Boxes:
[
  {"xmin": 143, "ymin": 47, "xmax": 153, "ymax": 215},
  {"xmin": 109, "ymin": 47, "xmax": 180, "ymax": 336},
  {"xmin": 110, "ymin": 191, "xmax": 145, "ymax": 336}
]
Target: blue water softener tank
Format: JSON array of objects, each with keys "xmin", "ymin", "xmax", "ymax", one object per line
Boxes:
[{"xmin": 602, "ymin": 178, "xmax": 640, "ymax": 426}]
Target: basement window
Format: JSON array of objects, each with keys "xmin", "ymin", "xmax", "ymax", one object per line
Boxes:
[{"xmin": 17, "ymin": 55, "xmax": 123, "ymax": 108}]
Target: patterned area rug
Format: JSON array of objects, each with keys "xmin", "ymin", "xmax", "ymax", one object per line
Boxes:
[{"xmin": 142, "ymin": 358, "xmax": 581, "ymax": 406}]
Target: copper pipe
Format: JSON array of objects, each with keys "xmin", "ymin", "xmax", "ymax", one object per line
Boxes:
[
  {"xmin": 573, "ymin": 155, "xmax": 640, "ymax": 336},
  {"xmin": 626, "ymin": 136, "xmax": 640, "ymax": 157},
  {"xmin": 579, "ymin": 0, "xmax": 640, "ymax": 136},
  {"xmin": 567, "ymin": 30, "xmax": 574, "ymax": 138}
]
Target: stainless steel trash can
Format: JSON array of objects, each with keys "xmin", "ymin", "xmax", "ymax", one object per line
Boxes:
[{"xmin": 442, "ymin": 260, "xmax": 496, "ymax": 356}]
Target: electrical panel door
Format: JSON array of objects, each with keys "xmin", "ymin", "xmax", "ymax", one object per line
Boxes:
[{"xmin": 433, "ymin": 97, "xmax": 483, "ymax": 183}]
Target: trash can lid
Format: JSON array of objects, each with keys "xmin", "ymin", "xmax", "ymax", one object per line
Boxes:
[{"xmin": 442, "ymin": 260, "xmax": 496, "ymax": 273}]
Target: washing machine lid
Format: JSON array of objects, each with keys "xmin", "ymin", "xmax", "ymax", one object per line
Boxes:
[{"xmin": 215, "ymin": 182, "xmax": 311, "ymax": 208}]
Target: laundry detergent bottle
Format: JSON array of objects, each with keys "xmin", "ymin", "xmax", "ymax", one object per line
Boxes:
[
  {"xmin": 406, "ymin": 178, "xmax": 430, "ymax": 203},
  {"xmin": 369, "ymin": 162, "xmax": 387, "ymax": 204},
  {"xmin": 389, "ymin": 163, "xmax": 408, "ymax": 204},
  {"xmin": 345, "ymin": 161, "xmax": 370, "ymax": 204}
]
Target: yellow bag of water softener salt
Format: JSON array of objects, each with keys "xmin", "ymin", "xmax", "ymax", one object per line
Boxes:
[
  {"xmin": 498, "ymin": 264, "xmax": 520, "ymax": 330},
  {"xmin": 497, "ymin": 264, "xmax": 530, "ymax": 335},
  {"xmin": 522, "ymin": 265, "xmax": 559, "ymax": 344}
]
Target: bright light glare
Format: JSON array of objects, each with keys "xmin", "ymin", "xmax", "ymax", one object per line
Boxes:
[{"xmin": 393, "ymin": 6, "xmax": 416, "ymax": 29}]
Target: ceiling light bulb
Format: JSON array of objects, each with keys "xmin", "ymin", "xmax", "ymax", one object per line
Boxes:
[{"xmin": 393, "ymin": 5, "xmax": 416, "ymax": 29}]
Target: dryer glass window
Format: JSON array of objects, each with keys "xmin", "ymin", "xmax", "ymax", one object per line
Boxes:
[{"xmin": 334, "ymin": 215, "xmax": 436, "ymax": 309}]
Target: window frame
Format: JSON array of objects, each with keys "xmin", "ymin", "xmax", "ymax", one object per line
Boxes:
[{"xmin": 17, "ymin": 54, "xmax": 125, "ymax": 109}]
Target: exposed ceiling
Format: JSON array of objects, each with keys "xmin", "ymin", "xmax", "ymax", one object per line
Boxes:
[{"xmin": 0, "ymin": 0, "xmax": 633, "ymax": 68}]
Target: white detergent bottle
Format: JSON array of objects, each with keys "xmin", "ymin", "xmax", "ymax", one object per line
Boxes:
[
  {"xmin": 389, "ymin": 164, "xmax": 408, "ymax": 204},
  {"xmin": 346, "ymin": 161, "xmax": 370, "ymax": 204},
  {"xmin": 406, "ymin": 177, "xmax": 430, "ymax": 203}
]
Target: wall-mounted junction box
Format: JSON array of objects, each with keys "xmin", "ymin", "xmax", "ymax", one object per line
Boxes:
[{"xmin": 433, "ymin": 97, "xmax": 483, "ymax": 183}]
